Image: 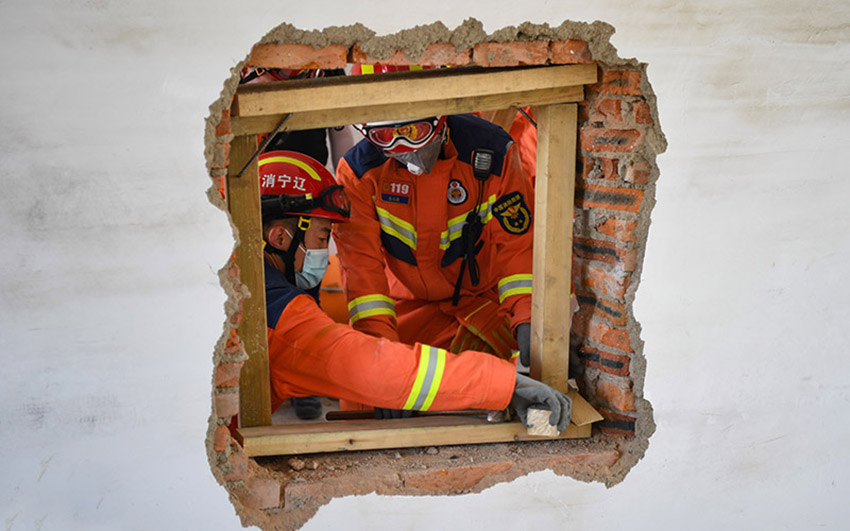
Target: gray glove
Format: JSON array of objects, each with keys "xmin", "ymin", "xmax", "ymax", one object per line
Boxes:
[
  {"xmin": 374, "ymin": 407, "xmax": 413, "ymax": 420},
  {"xmin": 509, "ymin": 373, "xmax": 572, "ymax": 432},
  {"xmin": 515, "ymin": 322, "xmax": 531, "ymax": 367}
]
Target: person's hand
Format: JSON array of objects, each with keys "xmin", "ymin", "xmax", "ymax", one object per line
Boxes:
[
  {"xmin": 374, "ymin": 408, "xmax": 413, "ymax": 419},
  {"xmin": 509, "ymin": 373, "xmax": 572, "ymax": 432},
  {"xmin": 515, "ymin": 322, "xmax": 531, "ymax": 367}
]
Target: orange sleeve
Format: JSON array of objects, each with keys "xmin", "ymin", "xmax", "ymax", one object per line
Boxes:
[
  {"xmin": 268, "ymin": 295, "xmax": 515, "ymax": 412},
  {"xmin": 492, "ymin": 142, "xmax": 534, "ymax": 332},
  {"xmin": 333, "ymin": 158, "xmax": 400, "ymax": 341}
]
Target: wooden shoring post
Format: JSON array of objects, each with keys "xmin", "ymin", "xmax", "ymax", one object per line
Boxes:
[
  {"xmin": 227, "ymin": 134, "xmax": 272, "ymax": 428},
  {"xmin": 529, "ymin": 103, "xmax": 577, "ymax": 393}
]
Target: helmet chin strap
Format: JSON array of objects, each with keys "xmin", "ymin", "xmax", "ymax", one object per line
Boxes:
[{"xmin": 266, "ymin": 216, "xmax": 310, "ymax": 285}]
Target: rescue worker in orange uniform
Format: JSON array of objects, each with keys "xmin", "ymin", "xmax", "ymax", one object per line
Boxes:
[
  {"xmin": 333, "ymin": 112, "xmax": 537, "ymax": 368},
  {"xmin": 260, "ymin": 150, "xmax": 571, "ymax": 428}
]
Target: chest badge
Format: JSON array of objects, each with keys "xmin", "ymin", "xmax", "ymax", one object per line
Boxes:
[
  {"xmin": 381, "ymin": 180, "xmax": 411, "ymax": 204},
  {"xmin": 492, "ymin": 192, "xmax": 531, "ymax": 235},
  {"xmin": 447, "ymin": 180, "xmax": 468, "ymax": 205}
]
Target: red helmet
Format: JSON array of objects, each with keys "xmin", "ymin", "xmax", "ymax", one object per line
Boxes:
[{"xmin": 259, "ymin": 150, "xmax": 349, "ymax": 222}]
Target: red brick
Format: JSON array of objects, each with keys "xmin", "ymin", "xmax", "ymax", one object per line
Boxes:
[
  {"xmin": 596, "ymin": 379, "xmax": 637, "ymax": 412},
  {"xmin": 574, "ymin": 315, "xmax": 633, "ymax": 353},
  {"xmin": 576, "ymin": 183, "xmax": 644, "ymax": 214},
  {"xmin": 589, "ymin": 98, "xmax": 623, "ymax": 123},
  {"xmin": 213, "ymin": 425, "xmax": 230, "ymax": 453},
  {"xmin": 215, "ymin": 109, "xmax": 231, "ymax": 136},
  {"xmin": 595, "ymin": 217, "xmax": 638, "ymax": 243},
  {"xmin": 580, "ymin": 127, "xmax": 644, "ymax": 153},
  {"xmin": 578, "ymin": 157, "xmax": 619, "ymax": 182},
  {"xmin": 597, "ymin": 407, "xmax": 637, "ymax": 436},
  {"xmin": 215, "ymin": 361, "xmax": 244, "ymax": 388},
  {"xmin": 403, "ymin": 461, "xmax": 512, "ymax": 491},
  {"xmin": 573, "ymin": 236, "xmax": 636, "ymax": 270},
  {"xmin": 632, "ymin": 100, "xmax": 652, "ymax": 124},
  {"xmin": 224, "ymin": 328, "xmax": 242, "ymax": 355},
  {"xmin": 473, "ymin": 41, "xmax": 549, "ymax": 67},
  {"xmin": 247, "ymin": 43, "xmax": 348, "ymax": 69},
  {"xmin": 577, "ymin": 346, "xmax": 630, "ymax": 377},
  {"xmin": 599, "ymin": 158, "xmax": 619, "ymax": 181},
  {"xmin": 223, "ymin": 449, "xmax": 248, "ymax": 482},
  {"xmin": 574, "ymin": 289, "xmax": 627, "ymax": 326},
  {"xmin": 625, "ymin": 160, "xmax": 651, "ymax": 185},
  {"xmin": 550, "ymin": 40, "xmax": 593, "ymax": 64},
  {"xmin": 215, "ymin": 390, "xmax": 240, "ymax": 418},
  {"xmin": 240, "ymin": 478, "xmax": 281, "ymax": 510},
  {"xmin": 597, "ymin": 70, "xmax": 642, "ymax": 96},
  {"xmin": 350, "ymin": 43, "xmax": 471, "ymax": 67},
  {"xmin": 572, "ymin": 259, "xmax": 629, "ymax": 300},
  {"xmin": 229, "ymin": 301, "xmax": 243, "ymax": 325}
]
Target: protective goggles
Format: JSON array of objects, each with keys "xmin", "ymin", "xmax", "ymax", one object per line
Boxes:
[
  {"xmin": 261, "ymin": 185, "xmax": 351, "ymax": 221},
  {"xmin": 361, "ymin": 117, "xmax": 445, "ymax": 153}
]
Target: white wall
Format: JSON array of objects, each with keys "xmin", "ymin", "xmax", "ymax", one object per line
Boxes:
[{"xmin": 1, "ymin": 1, "xmax": 847, "ymax": 529}]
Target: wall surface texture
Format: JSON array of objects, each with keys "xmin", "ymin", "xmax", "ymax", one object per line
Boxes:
[{"xmin": 1, "ymin": 1, "xmax": 848, "ymax": 530}]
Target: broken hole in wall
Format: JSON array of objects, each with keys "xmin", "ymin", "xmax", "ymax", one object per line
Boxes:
[{"xmin": 204, "ymin": 18, "xmax": 665, "ymax": 530}]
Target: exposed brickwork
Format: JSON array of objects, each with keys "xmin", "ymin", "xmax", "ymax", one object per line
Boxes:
[
  {"xmin": 215, "ymin": 361, "xmax": 244, "ymax": 388},
  {"xmin": 472, "ymin": 41, "xmax": 549, "ymax": 67},
  {"xmin": 550, "ymin": 40, "xmax": 593, "ymax": 64},
  {"xmin": 596, "ymin": 70, "xmax": 643, "ymax": 96},
  {"xmin": 580, "ymin": 127, "xmax": 644, "ymax": 153},
  {"xmin": 595, "ymin": 217, "xmax": 638, "ymax": 243},
  {"xmin": 248, "ymin": 43, "xmax": 348, "ymax": 69},
  {"xmin": 215, "ymin": 390, "xmax": 240, "ymax": 418},
  {"xmin": 350, "ymin": 43, "xmax": 471, "ymax": 67},
  {"xmin": 576, "ymin": 345, "xmax": 631, "ymax": 377},
  {"xmin": 576, "ymin": 183, "xmax": 644, "ymax": 214},
  {"xmin": 596, "ymin": 379, "xmax": 637, "ymax": 412}
]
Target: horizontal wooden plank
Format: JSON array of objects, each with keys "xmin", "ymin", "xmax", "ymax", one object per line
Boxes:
[
  {"xmin": 233, "ymin": 63, "xmax": 596, "ymax": 119},
  {"xmin": 236, "ymin": 415, "xmax": 592, "ymax": 457},
  {"xmin": 231, "ymin": 85, "xmax": 584, "ymax": 135}
]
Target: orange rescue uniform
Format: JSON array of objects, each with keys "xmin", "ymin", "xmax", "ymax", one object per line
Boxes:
[
  {"xmin": 334, "ymin": 114, "xmax": 534, "ymax": 359},
  {"xmin": 265, "ymin": 260, "xmax": 516, "ymax": 413}
]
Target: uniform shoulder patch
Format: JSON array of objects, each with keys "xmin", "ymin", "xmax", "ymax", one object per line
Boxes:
[{"xmin": 491, "ymin": 192, "xmax": 531, "ymax": 235}]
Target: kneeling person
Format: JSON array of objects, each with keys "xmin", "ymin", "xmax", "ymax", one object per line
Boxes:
[{"xmin": 259, "ymin": 150, "xmax": 571, "ymax": 430}]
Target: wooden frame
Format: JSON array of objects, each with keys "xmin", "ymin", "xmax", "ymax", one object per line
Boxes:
[{"xmin": 227, "ymin": 64, "xmax": 602, "ymax": 456}]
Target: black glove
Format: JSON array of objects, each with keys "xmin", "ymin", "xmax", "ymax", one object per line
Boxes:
[
  {"xmin": 509, "ymin": 373, "xmax": 572, "ymax": 432},
  {"xmin": 515, "ymin": 322, "xmax": 531, "ymax": 367},
  {"xmin": 374, "ymin": 408, "xmax": 413, "ymax": 419}
]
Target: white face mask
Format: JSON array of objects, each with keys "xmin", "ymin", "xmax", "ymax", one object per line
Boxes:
[
  {"xmin": 295, "ymin": 247, "xmax": 329, "ymax": 289},
  {"xmin": 284, "ymin": 229, "xmax": 330, "ymax": 289}
]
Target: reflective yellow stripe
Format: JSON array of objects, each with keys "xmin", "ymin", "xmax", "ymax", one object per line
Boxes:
[
  {"xmin": 498, "ymin": 274, "xmax": 533, "ymax": 303},
  {"xmin": 361, "ymin": 64, "xmax": 375, "ymax": 74},
  {"xmin": 258, "ymin": 156, "xmax": 322, "ymax": 181},
  {"xmin": 375, "ymin": 206, "xmax": 417, "ymax": 249},
  {"xmin": 402, "ymin": 345, "xmax": 447, "ymax": 411},
  {"xmin": 439, "ymin": 194, "xmax": 497, "ymax": 250},
  {"xmin": 348, "ymin": 294, "xmax": 396, "ymax": 323}
]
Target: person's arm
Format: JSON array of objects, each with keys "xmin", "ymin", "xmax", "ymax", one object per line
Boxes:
[
  {"xmin": 333, "ymin": 158, "xmax": 400, "ymax": 341},
  {"xmin": 490, "ymin": 143, "xmax": 535, "ymax": 334},
  {"xmin": 268, "ymin": 295, "xmax": 515, "ymax": 412}
]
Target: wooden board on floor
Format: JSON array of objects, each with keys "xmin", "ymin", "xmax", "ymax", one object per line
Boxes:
[
  {"xmin": 236, "ymin": 388, "xmax": 601, "ymax": 456},
  {"xmin": 236, "ymin": 416, "xmax": 592, "ymax": 457}
]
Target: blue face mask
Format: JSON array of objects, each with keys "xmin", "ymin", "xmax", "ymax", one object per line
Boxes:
[{"xmin": 295, "ymin": 247, "xmax": 329, "ymax": 289}]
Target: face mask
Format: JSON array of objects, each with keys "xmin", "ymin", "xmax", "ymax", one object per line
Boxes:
[
  {"xmin": 295, "ymin": 247, "xmax": 329, "ymax": 289},
  {"xmin": 388, "ymin": 132, "xmax": 444, "ymax": 175}
]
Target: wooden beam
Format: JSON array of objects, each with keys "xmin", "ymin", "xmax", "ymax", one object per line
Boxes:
[
  {"xmin": 235, "ymin": 388, "xmax": 600, "ymax": 456},
  {"xmin": 233, "ymin": 64, "xmax": 596, "ymax": 119},
  {"xmin": 529, "ymin": 104, "xmax": 578, "ymax": 394},
  {"xmin": 227, "ymin": 134, "xmax": 272, "ymax": 428},
  {"xmin": 231, "ymin": 85, "xmax": 584, "ymax": 135}
]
